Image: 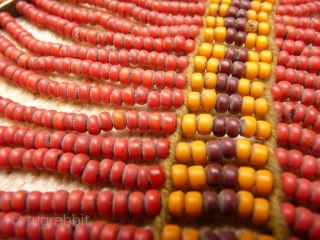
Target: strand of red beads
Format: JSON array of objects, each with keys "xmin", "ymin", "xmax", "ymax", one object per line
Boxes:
[
  {"xmin": 0, "ymin": 189, "xmax": 161, "ymax": 216},
  {"xmin": 274, "ymin": 101, "xmax": 320, "ymax": 132},
  {"xmin": 281, "ymin": 202, "xmax": 320, "ymax": 239},
  {"xmin": 276, "ymin": 2, "xmax": 320, "ymax": 17},
  {"xmin": 0, "ymin": 126, "xmax": 170, "ymax": 160},
  {"xmin": 0, "ymin": 212, "xmax": 153, "ymax": 240},
  {"xmin": 276, "ymin": 147, "xmax": 320, "ymax": 179},
  {"xmin": 277, "ymin": 123, "xmax": 320, "ymax": 155},
  {"xmin": 274, "ymin": 15, "xmax": 320, "ymax": 30},
  {"xmin": 0, "ymin": 57, "xmax": 184, "ymax": 110},
  {"xmin": 27, "ymin": 0, "xmax": 197, "ymax": 54},
  {"xmin": 275, "ymin": 66, "xmax": 320, "ymax": 89},
  {"xmin": 0, "ymin": 147, "xmax": 165, "ymax": 188},
  {"xmin": 0, "ymin": 97, "xmax": 177, "ymax": 135},
  {"xmin": 279, "ymin": 0, "xmax": 313, "ymax": 4},
  {"xmin": 274, "ymin": 40, "xmax": 320, "ymax": 58},
  {"xmin": 270, "ymin": 81, "xmax": 320, "ymax": 109}
]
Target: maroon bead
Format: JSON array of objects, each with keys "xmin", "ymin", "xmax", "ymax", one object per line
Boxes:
[
  {"xmin": 213, "ymin": 116, "xmax": 226, "ymax": 137},
  {"xmin": 206, "ymin": 163, "xmax": 222, "ymax": 187},
  {"xmin": 222, "ymin": 164, "xmax": 238, "ymax": 188},
  {"xmin": 221, "ymin": 137, "xmax": 235, "ymax": 159},
  {"xmin": 203, "ymin": 190, "xmax": 218, "ymax": 214},
  {"xmin": 206, "ymin": 140, "xmax": 222, "ymax": 161},
  {"xmin": 218, "ymin": 189, "xmax": 237, "ymax": 215},
  {"xmin": 216, "ymin": 73, "xmax": 228, "ymax": 92}
]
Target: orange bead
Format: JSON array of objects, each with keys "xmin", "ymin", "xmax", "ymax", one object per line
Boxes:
[
  {"xmin": 257, "ymin": 12, "xmax": 269, "ymax": 23},
  {"xmin": 205, "ymin": 16, "xmax": 216, "ymax": 28},
  {"xmin": 260, "ymin": 2, "xmax": 272, "ymax": 14},
  {"xmin": 238, "ymin": 167, "xmax": 255, "ymax": 191},
  {"xmin": 247, "ymin": 10, "xmax": 257, "ymax": 21},
  {"xmin": 252, "ymin": 198, "xmax": 270, "ymax": 225},
  {"xmin": 182, "ymin": 114, "xmax": 197, "ymax": 137},
  {"xmin": 168, "ymin": 191, "xmax": 185, "ymax": 217},
  {"xmin": 255, "ymin": 170, "xmax": 273, "ymax": 195},
  {"xmin": 185, "ymin": 191, "xmax": 203, "ymax": 217},
  {"xmin": 201, "ymin": 90, "xmax": 217, "ymax": 110},
  {"xmin": 176, "ymin": 142, "xmax": 191, "ymax": 163},
  {"xmin": 250, "ymin": 144, "xmax": 268, "ymax": 166},
  {"xmin": 255, "ymin": 36, "xmax": 268, "ymax": 51},
  {"xmin": 206, "ymin": 58, "xmax": 219, "ymax": 73},
  {"xmin": 245, "ymin": 33, "xmax": 257, "ymax": 49},
  {"xmin": 172, "ymin": 164, "xmax": 189, "ymax": 188},
  {"xmin": 258, "ymin": 22, "xmax": 270, "ymax": 36},
  {"xmin": 251, "ymin": 1, "xmax": 261, "ymax": 13},
  {"xmin": 241, "ymin": 96, "xmax": 255, "ymax": 116},
  {"xmin": 219, "ymin": 4, "xmax": 229, "ymax": 17},
  {"xmin": 255, "ymin": 120, "xmax": 271, "ymax": 140},
  {"xmin": 216, "ymin": 17, "xmax": 224, "ymax": 27},
  {"xmin": 260, "ymin": 50, "xmax": 272, "ymax": 64},
  {"xmin": 238, "ymin": 79, "xmax": 251, "ymax": 97},
  {"xmin": 214, "ymin": 27, "xmax": 226, "ymax": 43},
  {"xmin": 248, "ymin": 51, "xmax": 259, "ymax": 62},
  {"xmin": 112, "ymin": 110, "xmax": 126, "ymax": 130},
  {"xmin": 194, "ymin": 56, "xmax": 207, "ymax": 73},
  {"xmin": 187, "ymin": 92, "xmax": 201, "ymax": 111},
  {"xmin": 204, "ymin": 28, "xmax": 214, "ymax": 43},
  {"xmin": 188, "ymin": 166, "xmax": 206, "ymax": 189},
  {"xmin": 190, "ymin": 141, "xmax": 207, "ymax": 165},
  {"xmin": 257, "ymin": 235, "xmax": 276, "ymax": 240},
  {"xmin": 204, "ymin": 73, "xmax": 217, "ymax": 89},
  {"xmin": 209, "ymin": 4, "xmax": 219, "ymax": 17},
  {"xmin": 245, "ymin": 62, "xmax": 259, "ymax": 80},
  {"xmin": 210, "ymin": 0, "xmax": 220, "ymax": 4},
  {"xmin": 236, "ymin": 139, "xmax": 252, "ymax": 162},
  {"xmin": 238, "ymin": 231, "xmax": 255, "ymax": 240},
  {"xmin": 199, "ymin": 43, "xmax": 213, "ymax": 59},
  {"xmin": 212, "ymin": 44, "xmax": 226, "ymax": 60},
  {"xmin": 221, "ymin": 0, "xmax": 232, "ymax": 5},
  {"xmin": 197, "ymin": 114, "xmax": 213, "ymax": 135},
  {"xmin": 240, "ymin": 116, "xmax": 257, "ymax": 138},
  {"xmin": 258, "ymin": 62, "xmax": 271, "ymax": 80},
  {"xmin": 237, "ymin": 191, "xmax": 254, "ymax": 218},
  {"xmin": 246, "ymin": 20, "xmax": 258, "ymax": 33},
  {"xmin": 182, "ymin": 229, "xmax": 200, "ymax": 240},
  {"xmin": 162, "ymin": 225, "xmax": 181, "ymax": 240},
  {"xmin": 250, "ymin": 82, "xmax": 264, "ymax": 99},
  {"xmin": 191, "ymin": 73, "xmax": 204, "ymax": 91},
  {"xmin": 254, "ymin": 98, "xmax": 268, "ymax": 118}
]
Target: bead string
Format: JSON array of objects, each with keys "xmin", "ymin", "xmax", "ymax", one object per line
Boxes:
[
  {"xmin": 276, "ymin": 2, "xmax": 320, "ymax": 17},
  {"xmin": 0, "ymin": 189, "xmax": 161, "ymax": 216},
  {"xmin": 275, "ymin": 40, "xmax": 320, "ymax": 58},
  {"xmin": 274, "ymin": 15, "xmax": 320, "ymax": 31},
  {"xmin": 0, "ymin": 125, "xmax": 170, "ymax": 160},
  {"xmin": 0, "ymin": 147, "xmax": 165, "ymax": 188},
  {"xmin": 279, "ymin": 0, "xmax": 313, "ymax": 5}
]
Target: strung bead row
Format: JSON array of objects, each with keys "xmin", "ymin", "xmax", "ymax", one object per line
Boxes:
[
  {"xmin": 0, "ymin": 147, "xmax": 165, "ymax": 188},
  {"xmin": 182, "ymin": 114, "xmax": 272, "ymax": 140},
  {"xmin": 280, "ymin": 0, "xmax": 313, "ymax": 4},
  {"xmin": 0, "ymin": 98, "xmax": 177, "ymax": 134},
  {"xmin": 191, "ymin": 73, "xmax": 265, "ymax": 98},
  {"xmin": 270, "ymin": 82, "xmax": 320, "ymax": 109},
  {"xmin": 188, "ymin": 92, "xmax": 268, "ymax": 118},
  {"xmin": 0, "ymin": 189, "xmax": 160, "ymax": 216},
  {"xmin": 0, "ymin": 212, "xmax": 153, "ymax": 240},
  {"xmin": 176, "ymin": 139, "xmax": 268, "ymax": 166},
  {"xmin": 274, "ymin": 102, "xmax": 320, "ymax": 132},
  {"xmin": 275, "ymin": 25, "xmax": 319, "ymax": 46},
  {"xmin": 276, "ymin": 2, "xmax": 320, "ymax": 17},
  {"xmin": 281, "ymin": 202, "xmax": 320, "ymax": 239},
  {"xmin": 282, "ymin": 172, "xmax": 320, "ymax": 206},
  {"xmin": 275, "ymin": 148, "xmax": 320, "ymax": 179},
  {"xmin": 161, "ymin": 224, "xmax": 275, "ymax": 240},
  {"xmin": 278, "ymin": 52, "xmax": 320, "ymax": 74},
  {"xmin": 277, "ymin": 123, "xmax": 320, "ymax": 155},
  {"xmin": 168, "ymin": 189, "xmax": 270, "ymax": 225},
  {"xmin": 199, "ymin": 43, "xmax": 272, "ymax": 63},
  {"xmin": 275, "ymin": 67, "xmax": 320, "ymax": 89},
  {"xmin": 274, "ymin": 15, "xmax": 320, "ymax": 31},
  {"xmin": 275, "ymin": 39, "xmax": 320, "ymax": 57},
  {"xmin": 0, "ymin": 126, "xmax": 170, "ymax": 160},
  {"xmin": 195, "ymin": 57, "xmax": 271, "ymax": 80},
  {"xmin": 172, "ymin": 163, "xmax": 273, "ymax": 194}
]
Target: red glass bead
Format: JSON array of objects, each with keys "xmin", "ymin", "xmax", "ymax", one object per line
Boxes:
[{"xmin": 281, "ymin": 172, "xmax": 297, "ymax": 196}]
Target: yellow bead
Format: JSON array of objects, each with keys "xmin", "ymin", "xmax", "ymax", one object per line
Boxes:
[
  {"xmin": 252, "ymin": 198, "xmax": 270, "ymax": 225},
  {"xmin": 206, "ymin": 58, "xmax": 219, "ymax": 74},
  {"xmin": 246, "ymin": 20, "xmax": 258, "ymax": 33},
  {"xmin": 188, "ymin": 165, "xmax": 206, "ymax": 189},
  {"xmin": 210, "ymin": 0, "xmax": 220, "ymax": 3},
  {"xmin": 216, "ymin": 17, "xmax": 225, "ymax": 27},
  {"xmin": 240, "ymin": 116, "xmax": 257, "ymax": 138},
  {"xmin": 254, "ymin": 98, "xmax": 268, "ymax": 118},
  {"xmin": 250, "ymin": 144, "xmax": 268, "ymax": 166},
  {"xmin": 182, "ymin": 114, "xmax": 197, "ymax": 137},
  {"xmin": 168, "ymin": 191, "xmax": 185, "ymax": 217},
  {"xmin": 260, "ymin": 50, "xmax": 272, "ymax": 64},
  {"xmin": 247, "ymin": 10, "xmax": 257, "ymax": 21},
  {"xmin": 245, "ymin": 62, "xmax": 259, "ymax": 80},
  {"xmin": 251, "ymin": 1, "xmax": 261, "ymax": 13},
  {"xmin": 258, "ymin": 62, "xmax": 271, "ymax": 80},
  {"xmin": 250, "ymin": 82, "xmax": 264, "ymax": 99},
  {"xmin": 238, "ymin": 167, "xmax": 256, "ymax": 191},
  {"xmin": 212, "ymin": 44, "xmax": 226, "ymax": 60},
  {"xmin": 185, "ymin": 191, "xmax": 203, "ymax": 217},
  {"xmin": 199, "ymin": 43, "xmax": 213, "ymax": 59},
  {"xmin": 197, "ymin": 114, "xmax": 213, "ymax": 136},
  {"xmin": 261, "ymin": 2, "xmax": 272, "ymax": 14},
  {"xmin": 221, "ymin": 0, "xmax": 232, "ymax": 5},
  {"xmin": 205, "ymin": 16, "xmax": 216, "ymax": 28},
  {"xmin": 191, "ymin": 73, "xmax": 204, "ymax": 91},
  {"xmin": 245, "ymin": 33, "xmax": 257, "ymax": 49},
  {"xmin": 257, "ymin": 12, "xmax": 269, "ymax": 23},
  {"xmin": 255, "ymin": 120, "xmax": 272, "ymax": 140},
  {"xmin": 248, "ymin": 51, "xmax": 259, "ymax": 62},
  {"xmin": 255, "ymin": 169, "xmax": 273, "ymax": 195},
  {"xmin": 238, "ymin": 79, "xmax": 251, "ymax": 97},
  {"xmin": 194, "ymin": 56, "xmax": 207, "ymax": 73},
  {"xmin": 162, "ymin": 225, "xmax": 182, "ymax": 240},
  {"xmin": 241, "ymin": 96, "xmax": 255, "ymax": 116},
  {"xmin": 204, "ymin": 73, "xmax": 217, "ymax": 89},
  {"xmin": 204, "ymin": 28, "xmax": 214, "ymax": 43},
  {"xmin": 209, "ymin": 4, "xmax": 219, "ymax": 17},
  {"xmin": 238, "ymin": 231, "xmax": 255, "ymax": 240},
  {"xmin": 257, "ymin": 235, "xmax": 276, "ymax": 240},
  {"xmin": 187, "ymin": 92, "xmax": 201, "ymax": 111},
  {"xmin": 201, "ymin": 90, "xmax": 217, "ymax": 111},
  {"xmin": 236, "ymin": 139, "xmax": 252, "ymax": 162},
  {"xmin": 214, "ymin": 27, "xmax": 226, "ymax": 43},
  {"xmin": 258, "ymin": 22, "xmax": 270, "ymax": 36},
  {"xmin": 190, "ymin": 141, "xmax": 207, "ymax": 165},
  {"xmin": 255, "ymin": 36, "xmax": 268, "ymax": 51},
  {"xmin": 172, "ymin": 164, "xmax": 189, "ymax": 188},
  {"xmin": 182, "ymin": 229, "xmax": 200, "ymax": 240},
  {"xmin": 219, "ymin": 4, "xmax": 229, "ymax": 17},
  {"xmin": 176, "ymin": 142, "xmax": 191, "ymax": 163},
  {"xmin": 237, "ymin": 191, "xmax": 254, "ymax": 218}
]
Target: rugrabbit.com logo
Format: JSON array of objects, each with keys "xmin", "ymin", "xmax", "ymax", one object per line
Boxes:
[{"xmin": 11, "ymin": 214, "xmax": 90, "ymax": 229}]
